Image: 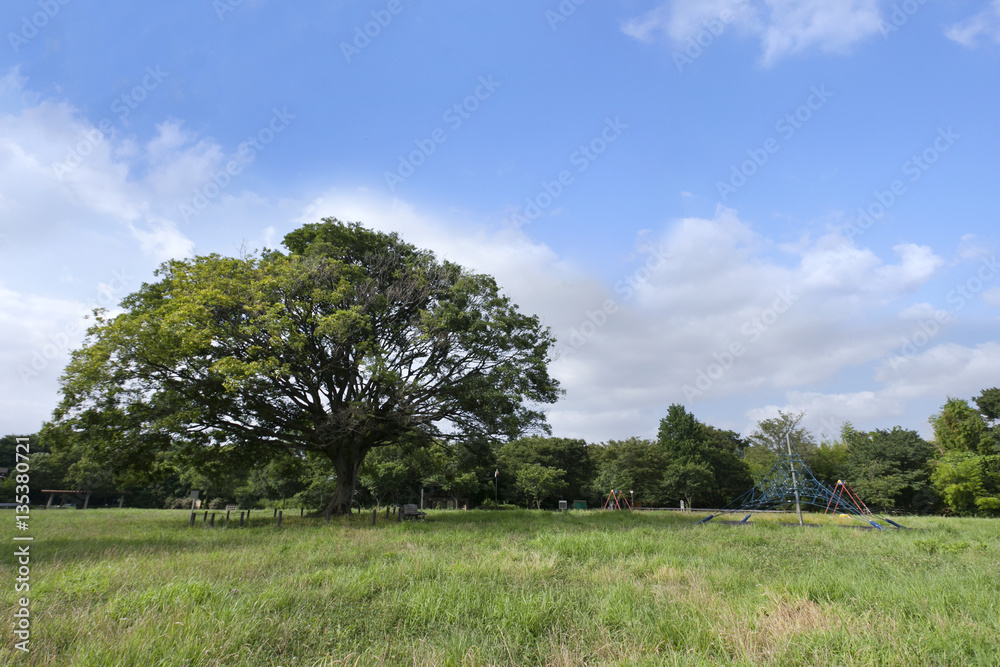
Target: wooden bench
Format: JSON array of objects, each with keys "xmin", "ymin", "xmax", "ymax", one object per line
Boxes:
[
  {"xmin": 401, "ymin": 504, "xmax": 426, "ymax": 521},
  {"xmin": 225, "ymin": 504, "xmax": 239, "ymax": 512},
  {"xmin": 42, "ymin": 489, "xmax": 91, "ymax": 509}
]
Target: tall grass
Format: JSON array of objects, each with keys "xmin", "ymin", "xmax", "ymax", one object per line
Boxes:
[{"xmin": 2, "ymin": 509, "xmax": 998, "ymax": 666}]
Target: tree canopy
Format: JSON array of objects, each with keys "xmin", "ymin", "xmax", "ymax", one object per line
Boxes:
[
  {"xmin": 656, "ymin": 404, "xmax": 752, "ymax": 508},
  {"xmin": 930, "ymin": 396, "xmax": 1000, "ymax": 515},
  {"xmin": 841, "ymin": 425, "xmax": 935, "ymax": 512},
  {"xmin": 49, "ymin": 219, "xmax": 561, "ymax": 514}
]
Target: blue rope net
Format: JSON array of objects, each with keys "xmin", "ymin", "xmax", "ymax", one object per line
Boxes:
[{"xmin": 697, "ymin": 441, "xmax": 903, "ymax": 529}]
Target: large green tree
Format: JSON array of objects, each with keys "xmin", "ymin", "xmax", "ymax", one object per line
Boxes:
[
  {"xmin": 841, "ymin": 425, "xmax": 935, "ymax": 512},
  {"xmin": 496, "ymin": 436, "xmax": 591, "ymax": 506},
  {"xmin": 747, "ymin": 410, "xmax": 815, "ymax": 455},
  {"xmin": 514, "ymin": 463, "xmax": 567, "ymax": 510},
  {"xmin": 49, "ymin": 220, "xmax": 561, "ymax": 515},
  {"xmin": 657, "ymin": 405, "xmax": 752, "ymax": 508},
  {"xmin": 930, "ymin": 397, "xmax": 1000, "ymax": 515},
  {"xmin": 589, "ymin": 437, "xmax": 666, "ymax": 506}
]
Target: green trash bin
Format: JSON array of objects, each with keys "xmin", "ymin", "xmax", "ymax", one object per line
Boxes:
[{"xmin": 573, "ymin": 500, "xmax": 587, "ymax": 510}]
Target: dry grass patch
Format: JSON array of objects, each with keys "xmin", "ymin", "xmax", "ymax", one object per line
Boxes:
[{"xmin": 723, "ymin": 592, "xmax": 836, "ymax": 663}]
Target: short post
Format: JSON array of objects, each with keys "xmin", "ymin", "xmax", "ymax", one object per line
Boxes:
[
  {"xmin": 277, "ymin": 510, "xmax": 283, "ymax": 527},
  {"xmin": 189, "ymin": 511, "xmax": 195, "ymax": 526},
  {"xmin": 273, "ymin": 508, "xmax": 277, "ymax": 518},
  {"xmin": 226, "ymin": 510, "xmax": 230, "ymax": 521},
  {"xmin": 203, "ymin": 511, "xmax": 208, "ymax": 522},
  {"xmin": 300, "ymin": 507, "xmax": 304, "ymax": 517},
  {"xmin": 239, "ymin": 511, "xmax": 244, "ymax": 527},
  {"xmin": 325, "ymin": 508, "xmax": 331, "ymax": 523},
  {"xmin": 397, "ymin": 506, "xmax": 402, "ymax": 523},
  {"xmin": 210, "ymin": 513, "xmax": 215, "ymax": 527},
  {"xmin": 372, "ymin": 509, "xmax": 377, "ymax": 526},
  {"xmin": 386, "ymin": 506, "xmax": 390, "ymax": 518}
]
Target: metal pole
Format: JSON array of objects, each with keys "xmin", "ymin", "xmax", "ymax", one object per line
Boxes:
[
  {"xmin": 787, "ymin": 433, "xmax": 803, "ymax": 526},
  {"xmin": 420, "ymin": 488, "xmax": 424, "ymax": 511}
]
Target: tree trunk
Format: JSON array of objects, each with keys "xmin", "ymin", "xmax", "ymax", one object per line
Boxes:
[{"xmin": 323, "ymin": 444, "xmax": 367, "ymax": 516}]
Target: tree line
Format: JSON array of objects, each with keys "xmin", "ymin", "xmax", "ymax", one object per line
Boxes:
[{"xmin": 4, "ymin": 390, "xmax": 998, "ymax": 515}]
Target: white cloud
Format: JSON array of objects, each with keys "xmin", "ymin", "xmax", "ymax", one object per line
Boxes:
[
  {"xmin": 0, "ymin": 285, "xmax": 93, "ymax": 431},
  {"xmin": 756, "ymin": 340, "xmax": 1000, "ymax": 441},
  {"xmin": 127, "ymin": 217, "xmax": 195, "ymax": 263},
  {"xmin": 0, "ymin": 69, "xmax": 207, "ymax": 252},
  {"xmin": 946, "ymin": 0, "xmax": 1000, "ymax": 48},
  {"xmin": 982, "ymin": 287, "xmax": 1000, "ymax": 307},
  {"xmin": 758, "ymin": 0, "xmax": 883, "ymax": 65},
  {"xmin": 622, "ymin": 0, "xmax": 755, "ymax": 44},
  {"xmin": 622, "ymin": 0, "xmax": 884, "ymax": 67}
]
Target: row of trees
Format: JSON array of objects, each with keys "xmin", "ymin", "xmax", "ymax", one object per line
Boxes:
[{"xmin": 5, "ymin": 391, "xmax": 998, "ymax": 514}]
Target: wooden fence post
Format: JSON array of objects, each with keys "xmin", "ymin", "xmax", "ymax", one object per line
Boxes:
[
  {"xmin": 372, "ymin": 509, "xmax": 377, "ymax": 526},
  {"xmin": 210, "ymin": 513, "xmax": 215, "ymax": 527},
  {"xmin": 189, "ymin": 511, "xmax": 195, "ymax": 526},
  {"xmin": 239, "ymin": 511, "xmax": 244, "ymax": 527},
  {"xmin": 277, "ymin": 510, "xmax": 282, "ymax": 527}
]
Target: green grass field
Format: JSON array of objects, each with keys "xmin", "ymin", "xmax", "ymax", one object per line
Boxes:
[{"xmin": 1, "ymin": 509, "xmax": 998, "ymax": 666}]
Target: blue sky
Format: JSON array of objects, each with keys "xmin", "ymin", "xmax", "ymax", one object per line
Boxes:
[{"xmin": 2, "ymin": 0, "xmax": 999, "ymax": 443}]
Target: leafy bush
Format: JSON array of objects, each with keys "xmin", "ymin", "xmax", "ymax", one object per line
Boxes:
[
  {"xmin": 477, "ymin": 499, "xmax": 520, "ymax": 510},
  {"xmin": 163, "ymin": 496, "xmax": 191, "ymax": 509}
]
